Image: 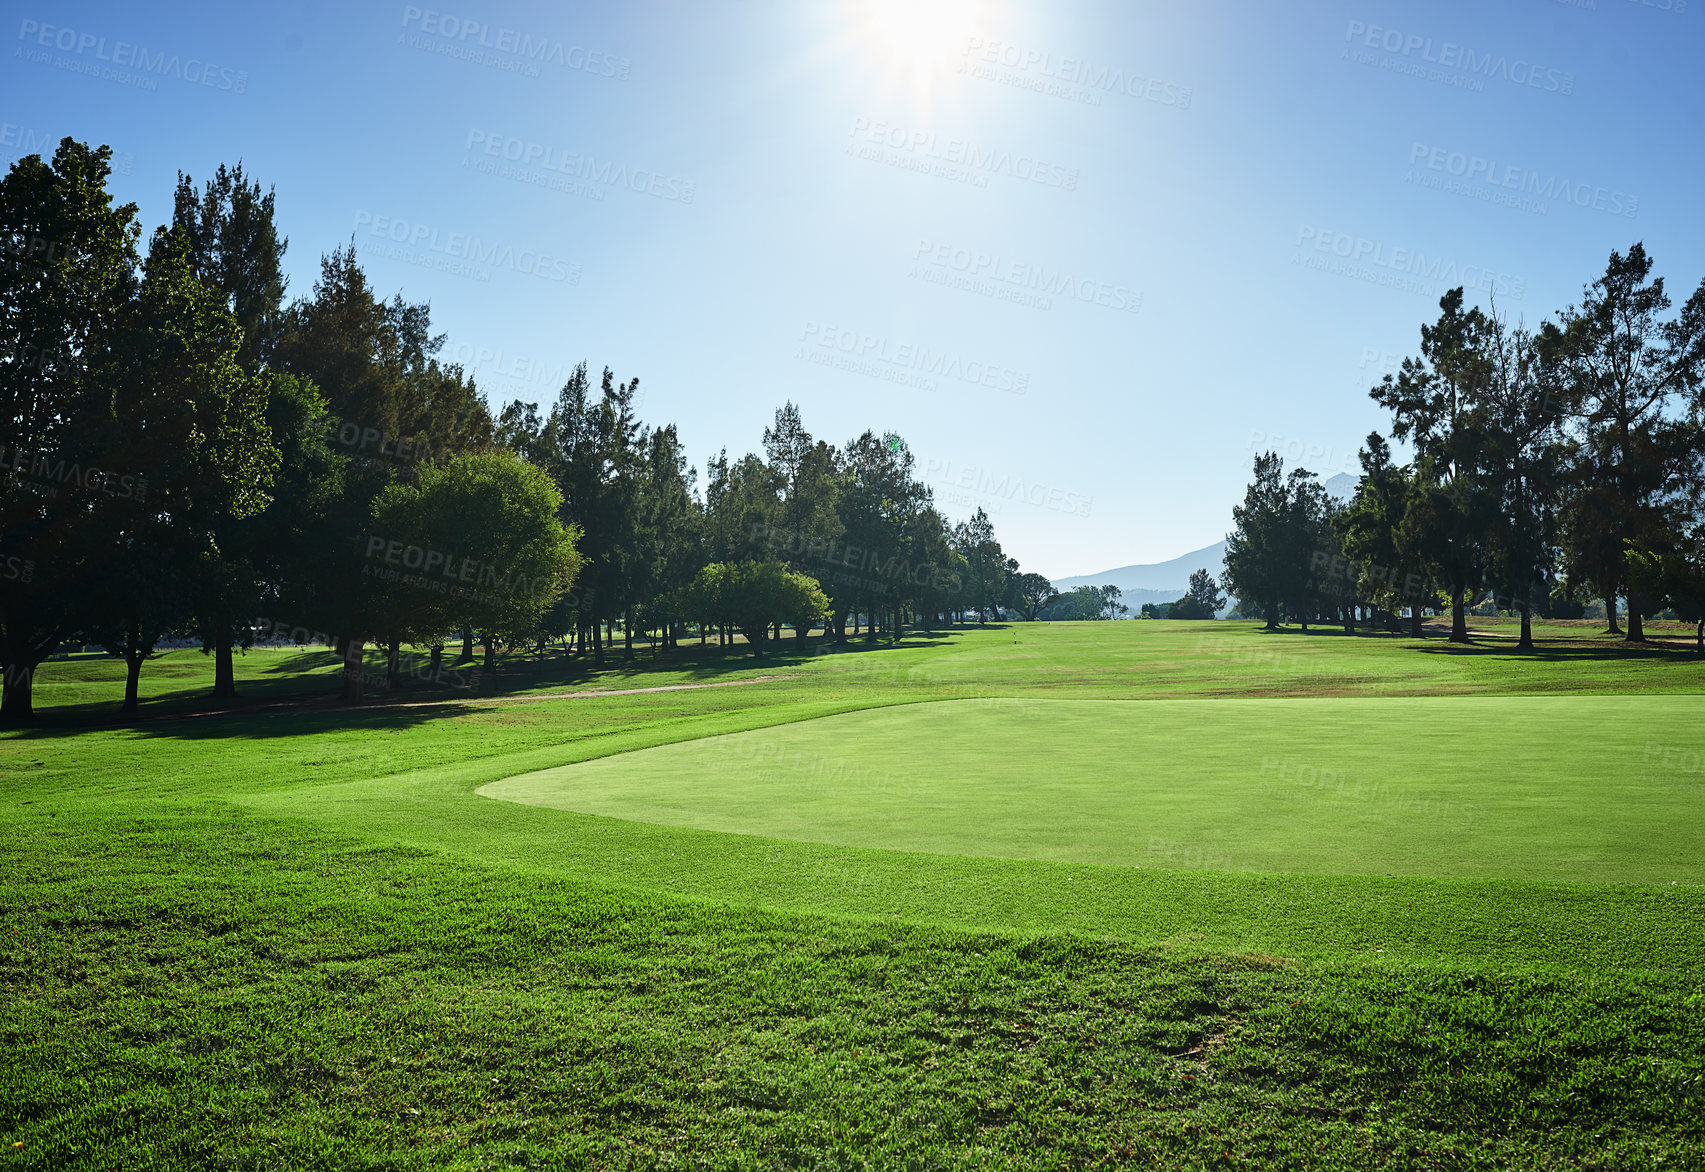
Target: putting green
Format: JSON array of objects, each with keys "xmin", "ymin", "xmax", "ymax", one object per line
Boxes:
[{"xmin": 481, "ymin": 696, "xmax": 1705, "ymax": 884}]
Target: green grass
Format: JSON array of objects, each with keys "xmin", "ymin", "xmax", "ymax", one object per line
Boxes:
[
  {"xmin": 483, "ymin": 695, "xmax": 1705, "ymax": 884},
  {"xmin": 5, "ymin": 621, "xmax": 1704, "ymax": 1167}
]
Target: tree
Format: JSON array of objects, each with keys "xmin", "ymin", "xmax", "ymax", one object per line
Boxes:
[
  {"xmin": 1097, "ymin": 583, "xmax": 1129, "ymax": 620},
  {"xmin": 1168, "ymin": 569, "xmax": 1224, "ymax": 620},
  {"xmin": 1548, "ymin": 244, "xmax": 1704, "ymax": 642},
  {"xmin": 0, "ymin": 139, "xmax": 141, "ymax": 720},
  {"xmin": 1477, "ymin": 311, "xmax": 1566, "ymax": 649},
  {"xmin": 88, "ymin": 223, "xmax": 277, "ymax": 707},
  {"xmin": 678, "ymin": 561, "xmax": 828, "ymax": 657},
  {"xmin": 1039, "ymin": 585, "xmax": 1114, "ymax": 621},
  {"xmin": 954, "ymin": 507, "xmax": 1007, "ymax": 622},
  {"xmin": 1333, "ymin": 434, "xmax": 1432, "ymax": 637},
  {"xmin": 1373, "ymin": 288, "xmax": 1495, "ymax": 642},
  {"xmin": 172, "ymin": 162, "xmax": 288, "ymax": 372},
  {"xmin": 1005, "ymin": 571, "xmax": 1059, "ymax": 621},
  {"xmin": 368, "ymin": 450, "xmax": 583, "ymax": 692},
  {"xmin": 1222, "ymin": 453, "xmax": 1290, "ymax": 630},
  {"xmin": 631, "ymin": 423, "xmax": 704, "ymax": 650}
]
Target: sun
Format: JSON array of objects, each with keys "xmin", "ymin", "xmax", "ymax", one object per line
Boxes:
[
  {"xmin": 845, "ymin": 0, "xmax": 986, "ymax": 103},
  {"xmin": 858, "ymin": 0, "xmax": 980, "ymax": 64}
]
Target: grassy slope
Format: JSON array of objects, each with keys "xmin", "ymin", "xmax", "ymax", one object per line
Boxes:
[{"xmin": 5, "ymin": 621, "xmax": 1705, "ymax": 1167}]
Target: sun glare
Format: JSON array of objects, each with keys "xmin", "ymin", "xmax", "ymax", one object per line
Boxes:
[{"xmin": 847, "ymin": 0, "xmax": 985, "ymax": 104}]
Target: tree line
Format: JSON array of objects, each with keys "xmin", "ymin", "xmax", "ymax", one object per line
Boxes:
[
  {"xmin": 0, "ymin": 140, "xmax": 1046, "ymax": 720},
  {"xmin": 1224, "ymin": 244, "xmax": 1705, "ymax": 651}
]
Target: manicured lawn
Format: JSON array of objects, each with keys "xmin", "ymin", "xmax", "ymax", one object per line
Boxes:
[
  {"xmin": 484, "ymin": 695, "xmax": 1705, "ymax": 884},
  {"xmin": 5, "ymin": 621, "xmax": 1704, "ymax": 1167}
]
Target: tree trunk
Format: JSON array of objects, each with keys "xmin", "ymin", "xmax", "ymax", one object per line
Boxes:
[
  {"xmin": 123, "ymin": 654, "xmax": 143, "ymax": 713},
  {"xmin": 341, "ymin": 638, "xmax": 365, "ymax": 703},
  {"xmin": 483, "ymin": 636, "xmax": 497, "ymax": 676},
  {"xmin": 624, "ymin": 614, "xmax": 633, "ymax": 660},
  {"xmin": 1341, "ymin": 605, "xmax": 1354, "ymax": 636},
  {"xmin": 212, "ymin": 632, "xmax": 237, "ymax": 700},
  {"xmin": 1517, "ymin": 605, "xmax": 1534, "ymax": 651},
  {"xmin": 1410, "ymin": 604, "xmax": 1424, "ymax": 639},
  {"xmin": 428, "ymin": 644, "xmax": 444, "ymax": 682},
  {"xmin": 1605, "ymin": 595, "xmax": 1622, "ymax": 636},
  {"xmin": 1, "ymin": 663, "xmax": 34, "ymax": 722},
  {"xmin": 1696, "ymin": 617, "xmax": 1703, "ymax": 654},
  {"xmin": 459, "ymin": 627, "xmax": 474, "ymax": 662},
  {"xmin": 1450, "ymin": 589, "xmax": 1469, "ymax": 643},
  {"xmin": 1625, "ymin": 589, "xmax": 1645, "ymax": 643},
  {"xmin": 594, "ymin": 620, "xmax": 606, "ymax": 666}
]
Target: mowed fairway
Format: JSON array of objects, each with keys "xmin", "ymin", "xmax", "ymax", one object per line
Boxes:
[{"xmin": 485, "ymin": 696, "xmax": 1705, "ymax": 884}]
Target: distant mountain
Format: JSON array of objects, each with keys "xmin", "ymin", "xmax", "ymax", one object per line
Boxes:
[
  {"xmin": 1322, "ymin": 471, "xmax": 1357, "ymax": 501},
  {"xmin": 1053, "ymin": 540, "xmax": 1228, "ymax": 596}
]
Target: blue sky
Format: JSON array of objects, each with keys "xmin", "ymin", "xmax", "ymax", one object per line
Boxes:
[{"xmin": 6, "ymin": 0, "xmax": 1702, "ymax": 577}]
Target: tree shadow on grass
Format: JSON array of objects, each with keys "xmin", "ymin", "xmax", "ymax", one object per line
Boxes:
[{"xmin": 3, "ymin": 628, "xmax": 969, "ymax": 740}]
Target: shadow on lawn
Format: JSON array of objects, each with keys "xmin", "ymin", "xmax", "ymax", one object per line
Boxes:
[
  {"xmin": 4, "ymin": 628, "xmax": 970, "ymax": 740},
  {"xmin": 1255, "ymin": 620, "xmax": 1702, "ymax": 662}
]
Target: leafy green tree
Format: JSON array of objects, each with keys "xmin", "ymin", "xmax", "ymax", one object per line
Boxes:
[
  {"xmin": 1373, "ymin": 288, "xmax": 1495, "ymax": 643},
  {"xmin": 1169, "ymin": 569, "xmax": 1224, "ymax": 620},
  {"xmin": 0, "ymin": 140, "xmax": 141, "ymax": 720},
  {"xmin": 1005, "ymin": 571, "xmax": 1058, "ymax": 621},
  {"xmin": 954, "ymin": 508, "xmax": 1007, "ymax": 623},
  {"xmin": 94, "ymin": 224, "xmax": 277, "ymax": 705},
  {"xmin": 1477, "ymin": 312, "xmax": 1567, "ymax": 649},
  {"xmin": 1548, "ymin": 244, "xmax": 1703, "ymax": 642},
  {"xmin": 369, "ymin": 451, "xmax": 582, "ymax": 692},
  {"xmin": 1039, "ymin": 586, "xmax": 1107, "ymax": 621},
  {"xmin": 1333, "ymin": 434, "xmax": 1432, "ymax": 637},
  {"xmin": 632, "ymin": 423, "xmax": 704, "ymax": 650},
  {"xmin": 678, "ymin": 561, "xmax": 828, "ymax": 657},
  {"xmin": 172, "ymin": 162, "xmax": 288, "ymax": 371},
  {"xmin": 837, "ymin": 432, "xmax": 928, "ymax": 641},
  {"xmin": 1223, "ymin": 452, "xmax": 1290, "ymax": 630}
]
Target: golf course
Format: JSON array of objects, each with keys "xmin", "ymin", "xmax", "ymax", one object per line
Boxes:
[{"xmin": 4, "ymin": 619, "xmax": 1703, "ymax": 1167}]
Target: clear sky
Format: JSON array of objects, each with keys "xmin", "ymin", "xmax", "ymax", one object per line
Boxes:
[{"xmin": 6, "ymin": 0, "xmax": 1702, "ymax": 577}]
